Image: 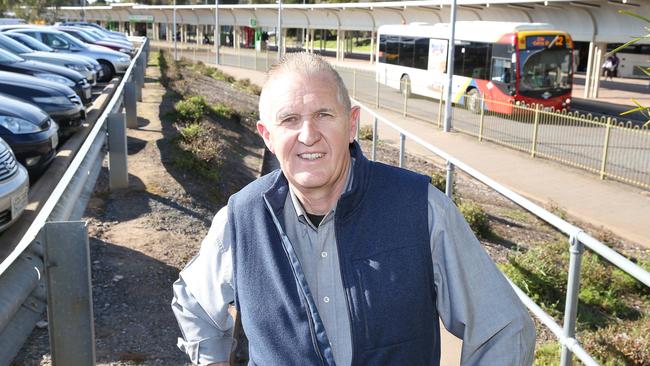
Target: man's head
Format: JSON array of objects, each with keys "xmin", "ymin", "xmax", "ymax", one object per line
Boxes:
[{"xmin": 257, "ymin": 53, "xmax": 359, "ymax": 198}]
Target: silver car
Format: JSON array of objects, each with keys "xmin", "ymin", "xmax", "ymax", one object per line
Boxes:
[
  {"xmin": 8, "ymin": 28, "xmax": 131, "ymax": 82},
  {"xmin": 4, "ymin": 32, "xmax": 103, "ymax": 85},
  {"xmin": 0, "ymin": 32, "xmax": 98, "ymax": 85},
  {"xmin": 0, "ymin": 137, "xmax": 29, "ymax": 232}
]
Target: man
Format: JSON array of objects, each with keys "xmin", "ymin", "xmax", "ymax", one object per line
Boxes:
[{"xmin": 172, "ymin": 53, "xmax": 536, "ymax": 365}]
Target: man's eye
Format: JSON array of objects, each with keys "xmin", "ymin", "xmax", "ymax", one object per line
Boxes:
[
  {"xmin": 317, "ymin": 112, "xmax": 333, "ymax": 119},
  {"xmin": 280, "ymin": 116, "xmax": 297, "ymax": 124}
]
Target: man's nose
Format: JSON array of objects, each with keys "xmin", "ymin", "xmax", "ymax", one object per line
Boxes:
[{"xmin": 298, "ymin": 119, "xmax": 321, "ymax": 146}]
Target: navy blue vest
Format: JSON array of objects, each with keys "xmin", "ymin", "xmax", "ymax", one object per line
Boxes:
[{"xmin": 228, "ymin": 142, "xmax": 440, "ymax": 365}]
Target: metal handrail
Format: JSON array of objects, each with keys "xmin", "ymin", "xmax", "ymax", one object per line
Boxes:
[{"xmin": 352, "ymin": 97, "xmax": 650, "ymax": 366}]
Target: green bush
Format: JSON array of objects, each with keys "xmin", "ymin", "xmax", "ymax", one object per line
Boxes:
[
  {"xmin": 457, "ymin": 200, "xmax": 491, "ymax": 238},
  {"xmin": 175, "ymin": 95, "xmax": 209, "ymax": 124},
  {"xmin": 358, "ymin": 125, "xmax": 373, "ymax": 140},
  {"xmin": 210, "ymin": 103, "xmax": 236, "ymax": 120},
  {"xmin": 179, "ymin": 123, "xmax": 202, "ymax": 142}
]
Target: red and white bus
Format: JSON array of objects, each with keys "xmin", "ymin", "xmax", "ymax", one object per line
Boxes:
[{"xmin": 376, "ymin": 21, "xmax": 574, "ymax": 113}]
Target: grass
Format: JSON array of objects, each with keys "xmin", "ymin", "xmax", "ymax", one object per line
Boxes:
[{"xmin": 500, "ymin": 240, "xmax": 650, "ymax": 365}]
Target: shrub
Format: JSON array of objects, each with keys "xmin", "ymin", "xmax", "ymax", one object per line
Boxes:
[
  {"xmin": 179, "ymin": 123, "xmax": 202, "ymax": 142},
  {"xmin": 358, "ymin": 125, "xmax": 373, "ymax": 140},
  {"xmin": 175, "ymin": 95, "xmax": 209, "ymax": 124},
  {"xmin": 210, "ymin": 103, "xmax": 236, "ymax": 120},
  {"xmin": 457, "ymin": 200, "xmax": 491, "ymax": 238}
]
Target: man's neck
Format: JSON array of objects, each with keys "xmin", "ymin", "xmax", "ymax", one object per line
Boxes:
[{"xmin": 289, "ymin": 160, "xmax": 351, "ymax": 216}]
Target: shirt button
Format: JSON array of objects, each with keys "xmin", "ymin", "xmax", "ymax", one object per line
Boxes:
[
  {"xmin": 321, "ymin": 251, "xmax": 328, "ymax": 258},
  {"xmin": 323, "ymin": 296, "xmax": 330, "ymax": 303}
]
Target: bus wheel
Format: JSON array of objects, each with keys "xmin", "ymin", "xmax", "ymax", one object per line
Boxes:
[
  {"xmin": 466, "ymin": 89, "xmax": 481, "ymax": 114},
  {"xmin": 400, "ymin": 75, "xmax": 411, "ymax": 98}
]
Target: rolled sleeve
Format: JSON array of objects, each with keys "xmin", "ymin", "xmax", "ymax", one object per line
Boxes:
[
  {"xmin": 172, "ymin": 207, "xmax": 235, "ymax": 365},
  {"xmin": 427, "ymin": 185, "xmax": 536, "ymax": 365}
]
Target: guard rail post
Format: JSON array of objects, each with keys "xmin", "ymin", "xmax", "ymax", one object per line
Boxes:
[
  {"xmin": 399, "ymin": 133, "xmax": 405, "ymax": 168},
  {"xmin": 375, "ymin": 80, "xmax": 379, "ymax": 108},
  {"xmin": 531, "ymin": 104, "xmax": 541, "ymax": 157},
  {"xmin": 599, "ymin": 117, "xmax": 612, "ymax": 180},
  {"xmin": 402, "ymin": 80, "xmax": 408, "ymax": 117},
  {"xmin": 560, "ymin": 234, "xmax": 585, "ymax": 366},
  {"xmin": 135, "ymin": 57, "xmax": 143, "ymax": 103},
  {"xmin": 108, "ymin": 111, "xmax": 129, "ymax": 190},
  {"xmin": 372, "ymin": 117, "xmax": 378, "ymax": 161},
  {"xmin": 44, "ymin": 221, "xmax": 95, "ymax": 366},
  {"xmin": 124, "ymin": 78, "xmax": 138, "ymax": 129},
  {"xmin": 445, "ymin": 160, "xmax": 454, "ymax": 198},
  {"xmin": 138, "ymin": 50, "xmax": 146, "ymax": 88}
]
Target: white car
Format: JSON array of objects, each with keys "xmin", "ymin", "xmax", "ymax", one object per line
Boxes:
[{"xmin": 0, "ymin": 137, "xmax": 28, "ymax": 232}]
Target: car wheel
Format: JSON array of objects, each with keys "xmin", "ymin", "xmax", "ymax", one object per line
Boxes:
[
  {"xmin": 466, "ymin": 89, "xmax": 482, "ymax": 114},
  {"xmin": 400, "ymin": 74, "xmax": 411, "ymax": 98},
  {"xmin": 99, "ymin": 61, "xmax": 114, "ymax": 82}
]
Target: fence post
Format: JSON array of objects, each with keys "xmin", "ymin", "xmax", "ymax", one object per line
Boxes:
[
  {"xmin": 478, "ymin": 96, "xmax": 485, "ymax": 141},
  {"xmin": 352, "ymin": 68, "xmax": 357, "ymax": 99},
  {"xmin": 531, "ymin": 104, "xmax": 541, "ymax": 157},
  {"xmin": 599, "ymin": 117, "xmax": 612, "ymax": 180},
  {"xmin": 399, "ymin": 133, "xmax": 405, "ymax": 168},
  {"xmin": 437, "ymin": 86, "xmax": 444, "ymax": 128},
  {"xmin": 44, "ymin": 221, "xmax": 96, "ymax": 366},
  {"xmin": 402, "ymin": 80, "xmax": 408, "ymax": 117},
  {"xmin": 108, "ymin": 112, "xmax": 129, "ymax": 190},
  {"xmin": 560, "ymin": 234, "xmax": 585, "ymax": 366},
  {"xmin": 124, "ymin": 80, "xmax": 137, "ymax": 129},
  {"xmin": 445, "ymin": 160, "xmax": 454, "ymax": 199},
  {"xmin": 372, "ymin": 116, "xmax": 378, "ymax": 161},
  {"xmin": 375, "ymin": 79, "xmax": 379, "ymax": 108}
]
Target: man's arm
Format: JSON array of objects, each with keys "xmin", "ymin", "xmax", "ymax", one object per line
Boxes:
[
  {"xmin": 171, "ymin": 207, "xmax": 236, "ymax": 365},
  {"xmin": 427, "ymin": 186, "xmax": 536, "ymax": 365}
]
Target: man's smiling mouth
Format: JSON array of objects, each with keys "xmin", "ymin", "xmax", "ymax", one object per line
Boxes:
[{"xmin": 298, "ymin": 153, "xmax": 324, "ymax": 160}]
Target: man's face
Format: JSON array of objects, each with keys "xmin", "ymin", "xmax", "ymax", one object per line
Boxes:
[{"xmin": 257, "ymin": 72, "xmax": 359, "ymax": 194}]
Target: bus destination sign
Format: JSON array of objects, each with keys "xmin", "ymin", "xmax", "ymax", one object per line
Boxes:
[{"xmin": 525, "ymin": 35, "xmax": 565, "ymax": 49}]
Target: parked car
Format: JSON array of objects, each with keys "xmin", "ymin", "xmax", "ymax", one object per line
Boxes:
[
  {"xmin": 4, "ymin": 31, "xmax": 103, "ymax": 85},
  {"xmin": 0, "ymin": 71, "xmax": 84, "ymax": 133},
  {"xmin": 58, "ymin": 21, "xmax": 129, "ymax": 42},
  {"xmin": 57, "ymin": 26, "xmax": 135, "ymax": 56},
  {"xmin": 81, "ymin": 27, "xmax": 133, "ymax": 48},
  {"xmin": 6, "ymin": 28, "xmax": 131, "ymax": 81},
  {"xmin": 0, "ymin": 47, "xmax": 91, "ymax": 104},
  {"xmin": 0, "ymin": 136, "xmax": 29, "ymax": 232},
  {"xmin": 0, "ymin": 32, "xmax": 98, "ymax": 85},
  {"xmin": 0, "ymin": 93, "xmax": 58, "ymax": 176}
]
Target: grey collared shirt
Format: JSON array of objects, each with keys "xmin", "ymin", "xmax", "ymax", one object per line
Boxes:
[{"xmin": 172, "ymin": 164, "xmax": 536, "ymax": 365}]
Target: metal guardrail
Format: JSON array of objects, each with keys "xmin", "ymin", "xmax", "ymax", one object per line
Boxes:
[
  {"xmin": 0, "ymin": 37, "xmax": 149, "ymax": 365},
  {"xmin": 352, "ymin": 97, "xmax": 650, "ymax": 366}
]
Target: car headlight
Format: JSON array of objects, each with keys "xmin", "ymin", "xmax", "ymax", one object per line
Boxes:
[
  {"xmin": 118, "ymin": 56, "xmax": 130, "ymax": 62},
  {"xmin": 65, "ymin": 63, "xmax": 86, "ymax": 72},
  {"xmin": 32, "ymin": 96, "xmax": 72, "ymax": 105},
  {"xmin": 0, "ymin": 116, "xmax": 41, "ymax": 134},
  {"xmin": 35, "ymin": 73, "xmax": 75, "ymax": 87}
]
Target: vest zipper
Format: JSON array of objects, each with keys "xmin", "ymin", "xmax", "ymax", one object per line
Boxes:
[
  {"xmin": 263, "ymin": 197, "xmax": 326, "ymax": 366},
  {"xmin": 334, "ymin": 224, "xmax": 357, "ymax": 366}
]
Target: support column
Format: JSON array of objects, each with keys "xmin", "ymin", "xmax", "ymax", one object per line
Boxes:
[
  {"xmin": 310, "ymin": 29, "xmax": 315, "ymax": 53},
  {"xmin": 336, "ymin": 29, "xmax": 341, "ymax": 61},
  {"xmin": 128, "ymin": 22, "xmax": 134, "ymax": 37},
  {"xmin": 197, "ymin": 26, "xmax": 202, "ymax": 45},
  {"xmin": 369, "ymin": 30, "xmax": 375, "ymax": 63},
  {"xmin": 235, "ymin": 27, "xmax": 241, "ymax": 49},
  {"xmin": 591, "ymin": 42, "xmax": 606, "ymax": 99},
  {"xmin": 282, "ymin": 28, "xmax": 287, "ymax": 55},
  {"xmin": 584, "ymin": 41, "xmax": 595, "ymax": 98}
]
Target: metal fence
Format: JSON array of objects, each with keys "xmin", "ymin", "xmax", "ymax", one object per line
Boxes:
[
  {"xmin": 355, "ymin": 98, "xmax": 650, "ymax": 366},
  {"xmin": 0, "ymin": 37, "xmax": 149, "ymax": 365},
  {"xmin": 164, "ymin": 42, "xmax": 650, "ymax": 190}
]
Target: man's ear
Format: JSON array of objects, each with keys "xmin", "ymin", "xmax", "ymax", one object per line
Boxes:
[
  {"xmin": 256, "ymin": 120, "xmax": 274, "ymax": 154},
  {"xmin": 348, "ymin": 105, "xmax": 361, "ymax": 143}
]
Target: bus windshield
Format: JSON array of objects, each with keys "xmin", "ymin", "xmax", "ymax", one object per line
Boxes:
[{"xmin": 519, "ymin": 48, "xmax": 572, "ymax": 93}]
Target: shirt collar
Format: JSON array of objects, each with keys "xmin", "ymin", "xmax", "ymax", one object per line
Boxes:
[{"xmin": 288, "ymin": 157, "xmax": 355, "ymax": 226}]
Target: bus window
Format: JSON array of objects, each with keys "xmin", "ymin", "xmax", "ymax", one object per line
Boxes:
[
  {"xmin": 454, "ymin": 41, "xmax": 491, "ymax": 79},
  {"xmin": 413, "ymin": 38, "xmax": 429, "ymax": 70},
  {"xmin": 399, "ymin": 37, "xmax": 415, "ymax": 67},
  {"xmin": 491, "ymin": 57, "xmax": 513, "ymax": 84},
  {"xmin": 386, "ymin": 35, "xmax": 399, "ymax": 65}
]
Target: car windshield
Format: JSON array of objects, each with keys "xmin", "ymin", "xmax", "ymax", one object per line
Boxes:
[
  {"xmin": 7, "ymin": 33, "xmax": 53, "ymax": 52},
  {"xmin": 0, "ymin": 34, "xmax": 33, "ymax": 54},
  {"xmin": 56, "ymin": 32, "xmax": 88, "ymax": 49},
  {"xmin": 78, "ymin": 29, "xmax": 101, "ymax": 41},
  {"xmin": 519, "ymin": 48, "xmax": 572, "ymax": 92},
  {"xmin": 0, "ymin": 47, "xmax": 24, "ymax": 63}
]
